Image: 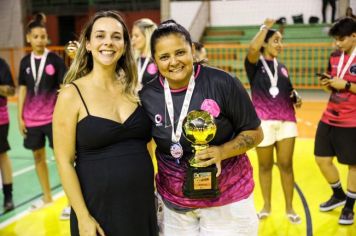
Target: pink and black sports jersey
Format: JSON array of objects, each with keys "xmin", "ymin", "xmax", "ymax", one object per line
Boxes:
[
  {"xmin": 140, "ymin": 64, "xmax": 261, "ymax": 209},
  {"xmin": 245, "ymin": 57, "xmax": 296, "ymax": 122},
  {"xmin": 0, "ymin": 58, "xmax": 14, "ymax": 125},
  {"xmin": 18, "ymin": 51, "xmax": 67, "ymax": 127},
  {"xmin": 321, "ymin": 51, "xmax": 356, "ymax": 127},
  {"xmin": 138, "ymin": 57, "xmax": 158, "ymax": 86}
]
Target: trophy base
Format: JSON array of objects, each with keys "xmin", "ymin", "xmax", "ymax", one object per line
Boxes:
[{"xmin": 183, "ymin": 165, "xmax": 220, "ymax": 199}]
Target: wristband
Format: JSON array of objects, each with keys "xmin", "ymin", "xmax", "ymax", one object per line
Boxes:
[{"xmin": 345, "ymin": 81, "xmax": 351, "ymax": 91}]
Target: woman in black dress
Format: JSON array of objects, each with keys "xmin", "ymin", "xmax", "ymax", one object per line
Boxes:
[{"xmin": 53, "ymin": 11, "xmax": 157, "ymax": 236}]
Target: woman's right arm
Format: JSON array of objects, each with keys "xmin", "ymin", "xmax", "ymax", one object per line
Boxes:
[
  {"xmin": 53, "ymin": 85, "xmax": 105, "ymax": 236},
  {"xmin": 17, "ymin": 86, "xmax": 27, "ymax": 137},
  {"xmin": 246, "ymin": 18, "xmax": 275, "ymax": 64}
]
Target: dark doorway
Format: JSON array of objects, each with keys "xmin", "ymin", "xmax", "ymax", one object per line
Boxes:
[{"xmin": 58, "ymin": 16, "xmax": 75, "ymax": 45}]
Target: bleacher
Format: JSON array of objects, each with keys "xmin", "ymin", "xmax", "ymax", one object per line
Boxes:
[
  {"xmin": 202, "ymin": 24, "xmax": 334, "ymax": 88},
  {"xmin": 202, "ymin": 23, "xmax": 332, "ymax": 44}
]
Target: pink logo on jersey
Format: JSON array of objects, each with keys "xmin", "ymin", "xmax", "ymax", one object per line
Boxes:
[
  {"xmin": 26, "ymin": 67, "xmax": 31, "ymax": 74},
  {"xmin": 45, "ymin": 64, "xmax": 55, "ymax": 75},
  {"xmin": 281, "ymin": 67, "xmax": 288, "ymax": 77},
  {"xmin": 201, "ymin": 99, "xmax": 220, "ymax": 118},
  {"xmin": 147, "ymin": 63, "xmax": 158, "ymax": 75},
  {"xmin": 154, "ymin": 114, "xmax": 163, "ymax": 127}
]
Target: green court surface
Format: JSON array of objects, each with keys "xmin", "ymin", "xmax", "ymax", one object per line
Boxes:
[{"xmin": 0, "ymin": 103, "xmax": 62, "ymax": 222}]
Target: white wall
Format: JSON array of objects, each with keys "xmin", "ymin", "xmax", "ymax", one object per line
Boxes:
[
  {"xmin": 0, "ymin": 0, "xmax": 24, "ymax": 48},
  {"xmin": 171, "ymin": 0, "xmax": 356, "ymax": 27},
  {"xmin": 171, "ymin": 1, "xmax": 202, "ymax": 29}
]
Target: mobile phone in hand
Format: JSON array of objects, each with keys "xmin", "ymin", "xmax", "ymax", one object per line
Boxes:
[{"xmin": 291, "ymin": 90, "xmax": 300, "ymax": 104}]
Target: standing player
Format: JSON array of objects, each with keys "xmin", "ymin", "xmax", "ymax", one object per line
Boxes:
[
  {"xmin": 0, "ymin": 57, "xmax": 15, "ymax": 212},
  {"xmin": 131, "ymin": 18, "xmax": 158, "ymax": 88},
  {"xmin": 245, "ymin": 18, "xmax": 302, "ymax": 224},
  {"xmin": 315, "ymin": 17, "xmax": 356, "ymax": 225},
  {"xmin": 17, "ymin": 13, "xmax": 67, "ymax": 210},
  {"xmin": 141, "ymin": 19, "xmax": 263, "ymax": 235}
]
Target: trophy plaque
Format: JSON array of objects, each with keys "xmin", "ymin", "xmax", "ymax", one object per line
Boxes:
[{"xmin": 182, "ymin": 110, "xmax": 220, "ymax": 199}]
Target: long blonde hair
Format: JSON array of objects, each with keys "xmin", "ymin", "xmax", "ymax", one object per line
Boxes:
[
  {"xmin": 64, "ymin": 10, "xmax": 138, "ymax": 101},
  {"xmin": 133, "ymin": 18, "xmax": 157, "ymax": 59}
]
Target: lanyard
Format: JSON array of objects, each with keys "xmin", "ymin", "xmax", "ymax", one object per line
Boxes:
[
  {"xmin": 163, "ymin": 72, "xmax": 195, "ymax": 143},
  {"xmin": 337, "ymin": 47, "xmax": 356, "ymax": 80},
  {"xmin": 137, "ymin": 57, "xmax": 150, "ymax": 83},
  {"xmin": 260, "ymin": 55, "xmax": 278, "ymax": 87},
  {"xmin": 30, "ymin": 49, "xmax": 49, "ymax": 95}
]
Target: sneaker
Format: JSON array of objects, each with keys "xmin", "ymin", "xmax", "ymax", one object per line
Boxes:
[
  {"xmin": 60, "ymin": 206, "xmax": 71, "ymax": 220},
  {"xmin": 3, "ymin": 199, "xmax": 14, "ymax": 212},
  {"xmin": 339, "ymin": 208, "xmax": 354, "ymax": 225},
  {"xmin": 29, "ymin": 199, "xmax": 52, "ymax": 212},
  {"xmin": 319, "ymin": 195, "xmax": 346, "ymax": 212}
]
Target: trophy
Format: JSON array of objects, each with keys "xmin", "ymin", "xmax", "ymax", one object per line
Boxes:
[
  {"xmin": 182, "ymin": 110, "xmax": 220, "ymax": 199},
  {"xmin": 64, "ymin": 40, "xmax": 79, "ymax": 60}
]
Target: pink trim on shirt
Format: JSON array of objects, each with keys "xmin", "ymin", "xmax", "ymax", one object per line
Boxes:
[{"xmin": 158, "ymin": 64, "xmax": 201, "ymax": 93}]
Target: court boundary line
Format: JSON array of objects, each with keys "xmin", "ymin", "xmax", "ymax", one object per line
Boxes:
[{"xmin": 295, "ymin": 183, "xmax": 313, "ymax": 236}]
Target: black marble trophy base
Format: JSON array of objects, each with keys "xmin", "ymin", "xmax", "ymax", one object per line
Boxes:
[{"xmin": 183, "ymin": 165, "xmax": 220, "ymax": 199}]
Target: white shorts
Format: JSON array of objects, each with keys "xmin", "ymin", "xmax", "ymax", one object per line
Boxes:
[
  {"xmin": 258, "ymin": 120, "xmax": 298, "ymax": 147},
  {"xmin": 158, "ymin": 194, "xmax": 258, "ymax": 236}
]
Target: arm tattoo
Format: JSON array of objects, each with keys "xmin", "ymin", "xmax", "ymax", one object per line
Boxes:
[{"xmin": 232, "ymin": 133, "xmax": 256, "ymax": 150}]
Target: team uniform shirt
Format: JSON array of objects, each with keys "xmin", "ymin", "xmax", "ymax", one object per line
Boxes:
[
  {"xmin": 18, "ymin": 51, "xmax": 66, "ymax": 127},
  {"xmin": 321, "ymin": 51, "xmax": 356, "ymax": 127},
  {"xmin": 245, "ymin": 57, "xmax": 296, "ymax": 122},
  {"xmin": 0, "ymin": 58, "xmax": 14, "ymax": 125},
  {"xmin": 140, "ymin": 64, "xmax": 261, "ymax": 209},
  {"xmin": 138, "ymin": 57, "xmax": 158, "ymax": 86}
]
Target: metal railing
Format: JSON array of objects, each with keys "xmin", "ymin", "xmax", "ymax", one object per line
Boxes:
[
  {"xmin": 1, "ymin": 42, "xmax": 334, "ymax": 89},
  {"xmin": 205, "ymin": 42, "xmax": 334, "ymax": 89}
]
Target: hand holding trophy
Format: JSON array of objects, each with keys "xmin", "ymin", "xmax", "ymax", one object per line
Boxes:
[{"xmin": 182, "ymin": 110, "xmax": 220, "ymax": 199}]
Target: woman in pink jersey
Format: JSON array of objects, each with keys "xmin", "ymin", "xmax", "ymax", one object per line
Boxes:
[
  {"xmin": 17, "ymin": 14, "xmax": 67, "ymax": 210},
  {"xmin": 141, "ymin": 20, "xmax": 263, "ymax": 236},
  {"xmin": 315, "ymin": 17, "xmax": 356, "ymax": 225},
  {"xmin": 245, "ymin": 18, "xmax": 302, "ymax": 224},
  {"xmin": 0, "ymin": 57, "xmax": 15, "ymax": 212},
  {"xmin": 131, "ymin": 18, "xmax": 158, "ymax": 88}
]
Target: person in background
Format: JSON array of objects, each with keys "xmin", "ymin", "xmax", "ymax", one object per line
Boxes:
[
  {"xmin": 0, "ymin": 57, "xmax": 15, "ymax": 213},
  {"xmin": 140, "ymin": 19, "xmax": 263, "ymax": 236},
  {"xmin": 315, "ymin": 17, "xmax": 356, "ymax": 225},
  {"xmin": 131, "ymin": 18, "xmax": 158, "ymax": 88},
  {"xmin": 245, "ymin": 18, "xmax": 302, "ymax": 224},
  {"xmin": 346, "ymin": 7, "xmax": 356, "ymax": 20},
  {"xmin": 53, "ymin": 10, "xmax": 157, "ymax": 236},
  {"xmin": 322, "ymin": 0, "xmax": 337, "ymax": 23},
  {"xmin": 17, "ymin": 13, "xmax": 67, "ymax": 210},
  {"xmin": 193, "ymin": 41, "xmax": 208, "ymax": 64}
]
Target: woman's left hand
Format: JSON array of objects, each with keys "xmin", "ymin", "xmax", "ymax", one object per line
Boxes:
[
  {"xmin": 290, "ymin": 90, "xmax": 302, "ymax": 108},
  {"xmin": 193, "ymin": 146, "xmax": 223, "ymax": 177}
]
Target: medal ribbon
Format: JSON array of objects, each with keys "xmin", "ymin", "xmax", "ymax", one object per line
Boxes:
[
  {"xmin": 30, "ymin": 48, "xmax": 49, "ymax": 95},
  {"xmin": 337, "ymin": 47, "xmax": 356, "ymax": 80},
  {"xmin": 137, "ymin": 57, "xmax": 150, "ymax": 83},
  {"xmin": 260, "ymin": 55, "xmax": 278, "ymax": 88},
  {"xmin": 164, "ymin": 72, "xmax": 195, "ymax": 144}
]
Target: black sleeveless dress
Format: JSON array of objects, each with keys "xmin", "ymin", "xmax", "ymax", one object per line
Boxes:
[{"xmin": 70, "ymin": 83, "xmax": 157, "ymax": 236}]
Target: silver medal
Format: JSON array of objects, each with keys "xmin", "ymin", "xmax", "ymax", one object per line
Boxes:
[
  {"xmin": 269, "ymin": 86, "xmax": 279, "ymax": 98},
  {"xmin": 170, "ymin": 143, "xmax": 183, "ymax": 159}
]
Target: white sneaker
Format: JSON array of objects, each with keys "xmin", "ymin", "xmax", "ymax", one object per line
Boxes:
[
  {"xmin": 60, "ymin": 206, "xmax": 71, "ymax": 220},
  {"xmin": 29, "ymin": 199, "xmax": 52, "ymax": 212}
]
